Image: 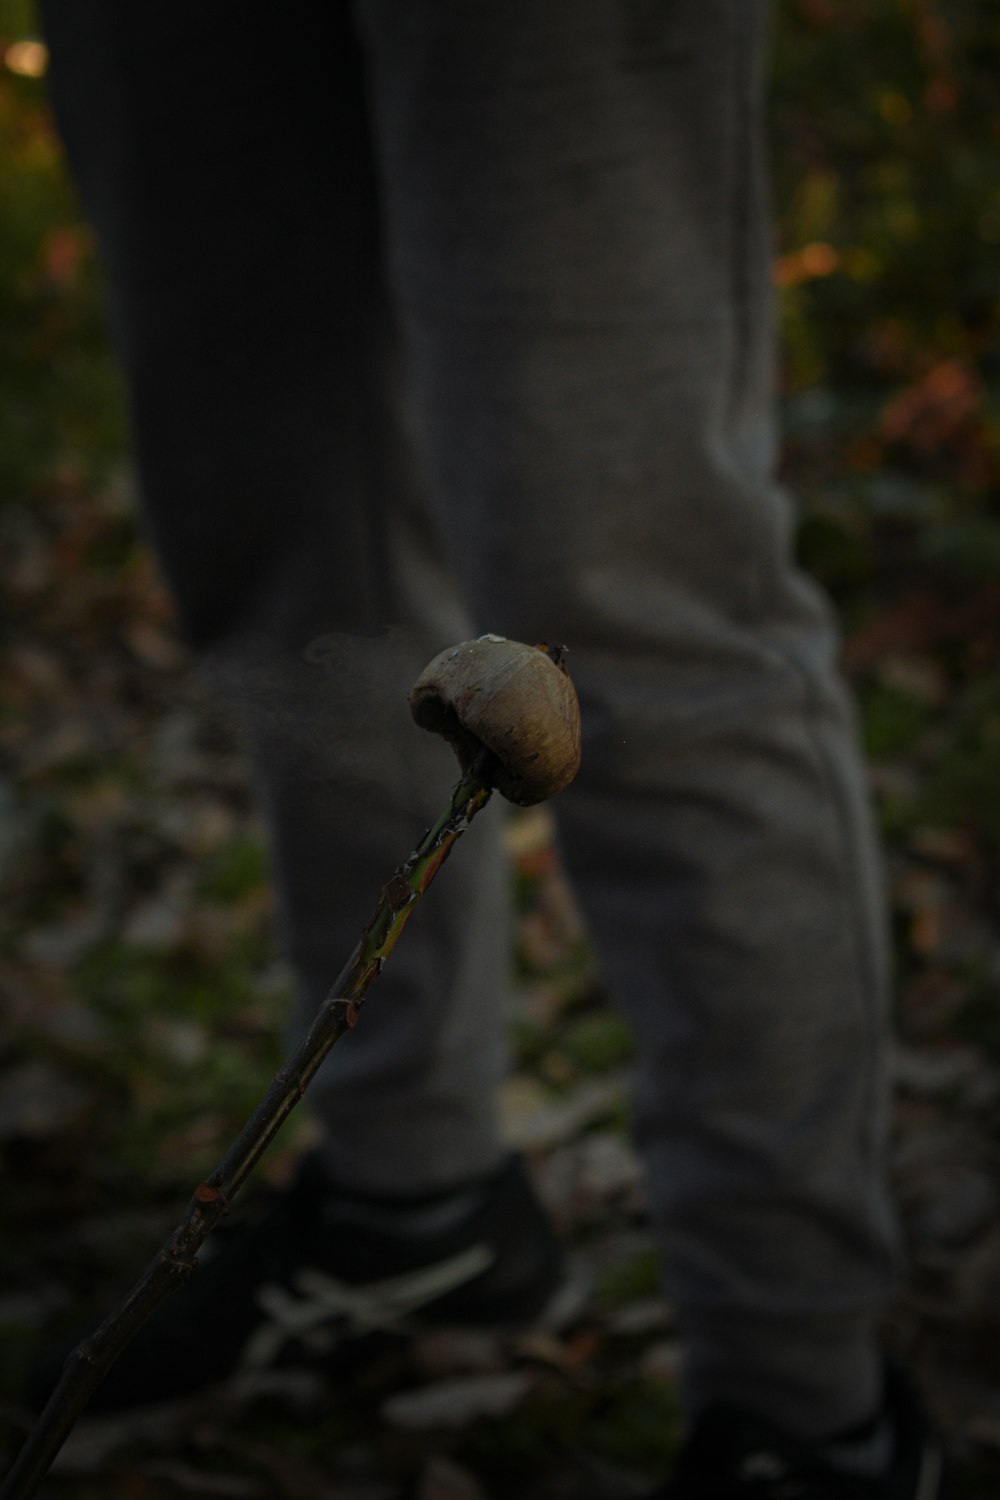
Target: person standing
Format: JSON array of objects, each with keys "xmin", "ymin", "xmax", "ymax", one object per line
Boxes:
[{"xmin": 37, "ymin": 4, "xmax": 938, "ymax": 1494}]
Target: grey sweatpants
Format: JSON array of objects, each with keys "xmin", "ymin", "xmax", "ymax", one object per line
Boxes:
[{"xmin": 42, "ymin": 0, "xmax": 897, "ymax": 1437}]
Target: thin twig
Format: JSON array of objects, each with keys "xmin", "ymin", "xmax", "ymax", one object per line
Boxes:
[{"xmin": 0, "ymin": 761, "xmax": 495, "ymax": 1500}]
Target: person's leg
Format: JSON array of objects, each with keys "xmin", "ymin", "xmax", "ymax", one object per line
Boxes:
[
  {"xmin": 40, "ymin": 0, "xmax": 512, "ymax": 1195},
  {"xmin": 357, "ymin": 0, "xmax": 897, "ymax": 1436}
]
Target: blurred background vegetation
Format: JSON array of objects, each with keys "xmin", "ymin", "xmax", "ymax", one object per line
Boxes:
[{"xmin": 2, "ymin": 1, "xmax": 1000, "ymax": 1497}]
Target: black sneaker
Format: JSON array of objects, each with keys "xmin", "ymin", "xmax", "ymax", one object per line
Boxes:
[
  {"xmin": 657, "ymin": 1366, "xmax": 943, "ymax": 1499},
  {"xmin": 29, "ymin": 1151, "xmax": 565, "ymax": 1415}
]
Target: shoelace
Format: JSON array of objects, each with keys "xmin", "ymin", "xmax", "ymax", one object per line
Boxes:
[{"xmin": 238, "ymin": 1241, "xmax": 496, "ymax": 1370}]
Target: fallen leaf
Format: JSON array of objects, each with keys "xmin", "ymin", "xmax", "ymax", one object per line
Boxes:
[
  {"xmin": 500, "ymin": 1074, "xmax": 628, "ymax": 1152},
  {"xmin": 381, "ymin": 1372, "xmax": 534, "ymax": 1431}
]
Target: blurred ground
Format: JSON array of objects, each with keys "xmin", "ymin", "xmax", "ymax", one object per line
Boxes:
[{"xmin": 3, "ymin": 2, "xmax": 1000, "ymax": 1496}]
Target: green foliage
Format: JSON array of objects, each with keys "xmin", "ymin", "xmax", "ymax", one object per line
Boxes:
[
  {"xmin": 0, "ymin": 67, "xmax": 125, "ymax": 501},
  {"xmin": 917, "ymin": 680, "xmax": 1000, "ymax": 849},
  {"xmin": 0, "ymin": 2, "xmax": 38, "ymax": 34},
  {"xmin": 859, "ymin": 681, "xmax": 934, "ymax": 759},
  {"xmin": 596, "ymin": 1246, "xmax": 663, "ymax": 1308},
  {"xmin": 918, "ymin": 516, "xmax": 1000, "ymax": 580},
  {"xmin": 65, "ymin": 935, "xmax": 287, "ymax": 1184},
  {"xmin": 773, "ymin": 0, "xmax": 1000, "ymax": 655},
  {"xmin": 773, "ymin": 0, "xmax": 1000, "ymax": 392},
  {"xmin": 584, "ymin": 1379, "xmax": 682, "ymax": 1473},
  {"xmin": 561, "ymin": 1011, "xmax": 635, "ymax": 1075},
  {"xmin": 458, "ymin": 1375, "xmax": 680, "ymax": 1484},
  {"xmin": 198, "ymin": 833, "xmax": 270, "ymax": 902},
  {"xmin": 457, "ymin": 1379, "xmax": 587, "ymax": 1470},
  {"xmin": 796, "ymin": 510, "xmax": 872, "ymax": 597},
  {"xmin": 954, "ymin": 978, "xmax": 1000, "ymax": 1066}
]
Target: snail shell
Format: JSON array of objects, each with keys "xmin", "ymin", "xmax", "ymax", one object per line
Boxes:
[{"xmin": 409, "ymin": 635, "xmax": 582, "ymax": 805}]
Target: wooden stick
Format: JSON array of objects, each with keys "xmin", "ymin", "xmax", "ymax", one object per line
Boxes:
[{"xmin": 0, "ymin": 763, "xmax": 495, "ymax": 1500}]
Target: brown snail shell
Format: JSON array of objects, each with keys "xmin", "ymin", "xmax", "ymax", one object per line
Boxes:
[{"xmin": 409, "ymin": 635, "xmax": 582, "ymax": 806}]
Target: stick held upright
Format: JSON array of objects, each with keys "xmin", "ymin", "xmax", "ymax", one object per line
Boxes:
[
  {"xmin": 2, "ymin": 636, "xmax": 581, "ymax": 1499},
  {"xmin": 0, "ymin": 768, "xmax": 493, "ymax": 1500}
]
